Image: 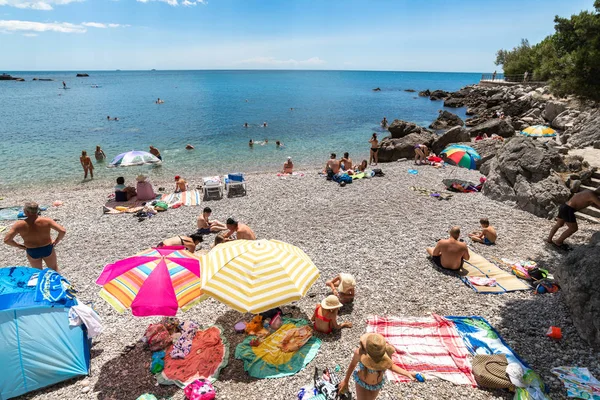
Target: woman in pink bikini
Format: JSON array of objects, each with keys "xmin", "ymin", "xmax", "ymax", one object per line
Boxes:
[{"xmin": 310, "ymin": 295, "xmax": 352, "ymax": 334}]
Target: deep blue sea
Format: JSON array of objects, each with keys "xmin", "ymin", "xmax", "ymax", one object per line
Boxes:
[{"xmin": 0, "ymin": 70, "xmax": 479, "ymax": 187}]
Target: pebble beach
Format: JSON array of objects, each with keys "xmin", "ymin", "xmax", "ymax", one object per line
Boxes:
[{"xmin": 1, "ymin": 161, "xmax": 598, "ymax": 400}]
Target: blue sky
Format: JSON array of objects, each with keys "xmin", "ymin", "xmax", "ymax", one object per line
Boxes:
[{"xmin": 0, "ymin": 0, "xmax": 594, "ymax": 71}]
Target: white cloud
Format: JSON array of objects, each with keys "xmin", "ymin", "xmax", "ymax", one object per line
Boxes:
[
  {"xmin": 137, "ymin": 0, "xmax": 206, "ymax": 6},
  {"xmin": 0, "ymin": 20, "xmax": 86, "ymax": 33},
  {"xmin": 238, "ymin": 56, "xmax": 326, "ymax": 67},
  {"xmin": 0, "ymin": 0, "xmax": 83, "ymax": 11},
  {"xmin": 22, "ymin": 32, "xmax": 37, "ymax": 36},
  {"xmin": 0, "ymin": 20, "xmax": 129, "ymax": 34}
]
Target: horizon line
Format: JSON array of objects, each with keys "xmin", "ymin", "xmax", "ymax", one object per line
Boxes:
[{"xmin": 3, "ymin": 68, "xmax": 486, "ymax": 74}]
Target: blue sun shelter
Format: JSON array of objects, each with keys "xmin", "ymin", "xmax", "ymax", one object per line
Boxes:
[{"xmin": 0, "ymin": 267, "xmax": 91, "ymax": 399}]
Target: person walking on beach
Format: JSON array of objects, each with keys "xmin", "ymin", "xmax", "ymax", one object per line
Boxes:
[
  {"xmin": 426, "ymin": 226, "xmax": 470, "ymax": 270},
  {"xmin": 95, "ymin": 145, "xmax": 106, "ymax": 161},
  {"xmin": 3, "ymin": 202, "xmax": 66, "ymax": 271},
  {"xmin": 547, "ymin": 189, "xmax": 600, "ymax": 250},
  {"xmin": 369, "ymin": 133, "xmax": 379, "ymax": 165},
  {"xmin": 80, "ymin": 150, "xmax": 94, "ymax": 179},
  {"xmin": 149, "ymin": 145, "xmax": 162, "ymax": 160},
  {"xmin": 224, "ymin": 217, "xmax": 256, "ymax": 240}
]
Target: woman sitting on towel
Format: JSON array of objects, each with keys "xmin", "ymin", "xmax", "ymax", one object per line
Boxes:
[
  {"xmin": 135, "ymin": 175, "xmax": 156, "ymax": 201},
  {"xmin": 158, "ymin": 233, "xmax": 203, "ymax": 253},
  {"xmin": 310, "ymin": 295, "xmax": 352, "ymax": 334},
  {"xmin": 339, "ymin": 333, "xmax": 416, "ymax": 399}
]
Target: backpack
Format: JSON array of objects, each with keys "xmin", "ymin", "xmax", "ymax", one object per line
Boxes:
[
  {"xmin": 154, "ymin": 201, "xmax": 169, "ymax": 211},
  {"xmin": 143, "ymin": 323, "xmax": 172, "ymax": 351},
  {"xmin": 372, "ymin": 168, "xmax": 385, "ymax": 177}
]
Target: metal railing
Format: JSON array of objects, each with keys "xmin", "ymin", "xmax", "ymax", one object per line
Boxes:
[{"xmin": 481, "ymin": 73, "xmax": 532, "ymax": 83}]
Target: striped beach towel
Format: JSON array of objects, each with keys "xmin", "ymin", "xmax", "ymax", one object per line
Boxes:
[
  {"xmin": 366, "ymin": 315, "xmax": 476, "ymax": 386},
  {"xmin": 161, "ymin": 190, "xmax": 202, "ymax": 207}
]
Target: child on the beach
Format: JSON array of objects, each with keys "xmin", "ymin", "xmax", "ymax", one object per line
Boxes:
[
  {"xmin": 469, "ymin": 218, "xmax": 497, "ymax": 245},
  {"xmin": 311, "ymin": 295, "xmax": 352, "ymax": 334},
  {"xmin": 326, "ymin": 273, "xmax": 356, "ymax": 304}
]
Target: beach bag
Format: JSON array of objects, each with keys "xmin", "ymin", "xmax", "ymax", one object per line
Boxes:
[
  {"xmin": 372, "ymin": 168, "xmax": 385, "ymax": 177},
  {"xmin": 326, "ymin": 168, "xmax": 334, "ymax": 181},
  {"xmin": 472, "ymin": 354, "xmax": 514, "ymax": 390},
  {"xmin": 143, "ymin": 324, "xmax": 172, "ymax": 352},
  {"xmin": 527, "ymin": 267, "xmax": 548, "ymax": 281},
  {"xmin": 184, "ymin": 379, "xmax": 215, "ymax": 400},
  {"xmin": 154, "ymin": 201, "xmax": 169, "ymax": 211}
]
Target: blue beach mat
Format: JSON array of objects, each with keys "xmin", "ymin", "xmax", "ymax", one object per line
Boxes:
[{"xmin": 0, "ymin": 206, "xmax": 48, "ymax": 221}]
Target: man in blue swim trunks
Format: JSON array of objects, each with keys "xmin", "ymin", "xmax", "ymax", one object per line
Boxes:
[
  {"xmin": 3, "ymin": 202, "xmax": 66, "ymax": 271},
  {"xmin": 196, "ymin": 207, "xmax": 227, "ymax": 235}
]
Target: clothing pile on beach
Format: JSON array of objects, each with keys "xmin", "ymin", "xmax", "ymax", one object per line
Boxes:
[
  {"xmin": 141, "ymin": 317, "xmax": 229, "ymax": 391},
  {"xmin": 322, "ymin": 169, "xmax": 383, "ymax": 186},
  {"xmin": 442, "ymin": 178, "xmax": 485, "ymax": 193}
]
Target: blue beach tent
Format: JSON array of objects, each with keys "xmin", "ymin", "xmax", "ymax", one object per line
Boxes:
[{"xmin": 0, "ymin": 267, "xmax": 90, "ymax": 399}]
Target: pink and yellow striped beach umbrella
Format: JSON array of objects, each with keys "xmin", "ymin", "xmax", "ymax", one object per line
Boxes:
[{"xmin": 96, "ymin": 246, "xmax": 206, "ymax": 317}]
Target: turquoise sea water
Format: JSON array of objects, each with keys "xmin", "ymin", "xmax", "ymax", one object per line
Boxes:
[{"xmin": 0, "ymin": 70, "xmax": 479, "ymax": 187}]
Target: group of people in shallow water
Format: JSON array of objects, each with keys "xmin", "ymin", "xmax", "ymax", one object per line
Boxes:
[{"xmin": 248, "ymin": 138, "xmax": 284, "ymax": 148}]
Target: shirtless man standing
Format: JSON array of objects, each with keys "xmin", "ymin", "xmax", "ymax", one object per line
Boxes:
[
  {"xmin": 325, "ymin": 153, "xmax": 341, "ymax": 174},
  {"xmin": 426, "ymin": 226, "xmax": 470, "ymax": 270},
  {"xmin": 4, "ymin": 202, "xmax": 66, "ymax": 271},
  {"xmin": 547, "ymin": 189, "xmax": 600, "ymax": 249},
  {"xmin": 197, "ymin": 207, "xmax": 227, "ymax": 234},
  {"xmin": 224, "ymin": 218, "xmax": 256, "ymax": 240}
]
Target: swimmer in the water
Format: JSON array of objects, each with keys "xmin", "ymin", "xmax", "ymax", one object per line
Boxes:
[
  {"xmin": 114, "ymin": 117, "xmax": 119, "ymax": 121},
  {"xmin": 290, "ymin": 107, "xmax": 294, "ymax": 111},
  {"xmin": 62, "ymin": 81, "xmax": 66, "ymax": 88},
  {"xmin": 263, "ymin": 122, "xmax": 268, "ymax": 127},
  {"xmin": 156, "ymin": 98, "xmax": 164, "ymax": 104},
  {"xmin": 249, "ymin": 139, "xmax": 254, "ymax": 147},
  {"xmin": 107, "ymin": 116, "xmax": 110, "ymax": 120},
  {"xmin": 264, "ymin": 139, "xmax": 269, "ymax": 144},
  {"xmin": 244, "ymin": 122, "xmax": 249, "ymax": 128},
  {"xmin": 276, "ymin": 141, "xmax": 284, "ymax": 148},
  {"xmin": 186, "ymin": 144, "xmax": 194, "ymax": 150}
]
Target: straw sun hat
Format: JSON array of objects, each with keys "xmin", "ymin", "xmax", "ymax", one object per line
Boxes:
[
  {"xmin": 359, "ymin": 333, "xmax": 395, "ymax": 371},
  {"xmin": 136, "ymin": 174, "xmax": 147, "ymax": 182},
  {"xmin": 321, "ymin": 295, "xmax": 343, "ymax": 310},
  {"xmin": 337, "ymin": 273, "xmax": 356, "ymax": 293}
]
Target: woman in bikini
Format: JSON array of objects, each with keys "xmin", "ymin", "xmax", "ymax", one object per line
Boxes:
[
  {"xmin": 310, "ymin": 295, "xmax": 352, "ymax": 334},
  {"xmin": 414, "ymin": 144, "xmax": 430, "ymax": 165},
  {"xmin": 369, "ymin": 133, "xmax": 379, "ymax": 165},
  {"xmin": 339, "ymin": 333, "xmax": 416, "ymax": 400},
  {"xmin": 80, "ymin": 150, "xmax": 94, "ymax": 179},
  {"xmin": 157, "ymin": 233, "xmax": 203, "ymax": 253}
]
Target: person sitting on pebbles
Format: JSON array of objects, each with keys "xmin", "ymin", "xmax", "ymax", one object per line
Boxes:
[
  {"xmin": 282, "ymin": 157, "xmax": 294, "ymax": 174},
  {"xmin": 311, "ymin": 295, "xmax": 352, "ymax": 334},
  {"xmin": 326, "ymin": 273, "xmax": 356, "ymax": 304},
  {"xmin": 469, "ymin": 218, "xmax": 497, "ymax": 245},
  {"xmin": 339, "ymin": 333, "xmax": 416, "ymax": 399},
  {"xmin": 426, "ymin": 226, "xmax": 470, "ymax": 271},
  {"xmin": 174, "ymin": 175, "xmax": 188, "ymax": 193}
]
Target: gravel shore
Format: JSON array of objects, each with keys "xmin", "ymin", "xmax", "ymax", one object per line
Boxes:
[{"xmin": 1, "ymin": 161, "xmax": 598, "ymax": 400}]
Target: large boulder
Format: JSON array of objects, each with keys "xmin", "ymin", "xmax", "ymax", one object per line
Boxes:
[
  {"xmin": 503, "ymin": 98, "xmax": 533, "ymax": 117},
  {"xmin": 469, "ymin": 119, "xmax": 515, "ymax": 138},
  {"xmin": 429, "ymin": 90, "xmax": 449, "ymax": 101},
  {"xmin": 379, "ymin": 132, "xmax": 436, "ymax": 162},
  {"xmin": 564, "ymin": 110, "xmax": 600, "ymax": 148},
  {"xmin": 555, "ymin": 232, "xmax": 600, "ymax": 349},
  {"xmin": 543, "ymin": 100, "xmax": 567, "ymax": 122},
  {"xmin": 443, "ymin": 97, "xmax": 465, "ymax": 108},
  {"xmin": 431, "ymin": 126, "xmax": 470, "ymax": 154},
  {"xmin": 461, "ymin": 139, "xmax": 504, "ymax": 171},
  {"xmin": 482, "ymin": 136, "xmax": 570, "ymax": 218},
  {"xmin": 387, "ymin": 119, "xmax": 427, "ymax": 139},
  {"xmin": 429, "ymin": 110, "xmax": 464, "ymax": 130},
  {"xmin": 552, "ymin": 110, "xmax": 580, "ymax": 130},
  {"xmin": 418, "ymin": 89, "xmax": 431, "ymax": 97}
]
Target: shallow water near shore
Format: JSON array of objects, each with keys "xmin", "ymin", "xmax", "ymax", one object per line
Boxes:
[{"xmin": 0, "ymin": 70, "xmax": 479, "ymax": 188}]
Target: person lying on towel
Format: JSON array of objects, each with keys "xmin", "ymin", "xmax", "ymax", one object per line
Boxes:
[
  {"xmin": 469, "ymin": 218, "xmax": 497, "ymax": 245},
  {"xmin": 426, "ymin": 226, "xmax": 470, "ymax": 270}
]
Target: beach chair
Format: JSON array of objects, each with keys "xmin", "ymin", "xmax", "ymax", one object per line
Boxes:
[
  {"xmin": 225, "ymin": 173, "xmax": 247, "ymax": 197},
  {"xmin": 202, "ymin": 176, "xmax": 224, "ymax": 200}
]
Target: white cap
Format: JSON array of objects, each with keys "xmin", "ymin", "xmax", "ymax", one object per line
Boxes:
[
  {"xmin": 287, "ymin": 156, "xmax": 291, "ymax": 160},
  {"xmin": 506, "ymin": 363, "xmax": 526, "ymax": 388}
]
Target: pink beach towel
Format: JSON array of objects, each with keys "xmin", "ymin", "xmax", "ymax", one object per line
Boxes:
[{"xmin": 366, "ymin": 315, "xmax": 476, "ymax": 386}]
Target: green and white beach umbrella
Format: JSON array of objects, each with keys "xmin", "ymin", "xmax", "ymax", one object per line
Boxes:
[{"xmin": 108, "ymin": 150, "xmax": 161, "ymax": 168}]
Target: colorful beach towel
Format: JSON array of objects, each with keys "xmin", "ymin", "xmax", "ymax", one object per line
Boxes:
[
  {"xmin": 459, "ymin": 251, "xmax": 531, "ymax": 293},
  {"xmin": 447, "ymin": 316, "xmax": 550, "ymax": 399},
  {"xmin": 0, "ymin": 206, "xmax": 48, "ymax": 220},
  {"xmin": 366, "ymin": 315, "xmax": 476, "ymax": 386},
  {"xmin": 160, "ymin": 190, "xmax": 202, "ymax": 207},
  {"xmin": 551, "ymin": 367, "xmax": 600, "ymax": 399},
  {"xmin": 235, "ymin": 318, "xmax": 321, "ymax": 379},
  {"xmin": 160, "ymin": 325, "xmax": 229, "ymax": 386},
  {"xmin": 277, "ymin": 172, "xmax": 305, "ymax": 179}
]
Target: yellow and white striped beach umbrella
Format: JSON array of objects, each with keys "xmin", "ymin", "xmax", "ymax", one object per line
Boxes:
[{"xmin": 199, "ymin": 239, "xmax": 320, "ymax": 314}]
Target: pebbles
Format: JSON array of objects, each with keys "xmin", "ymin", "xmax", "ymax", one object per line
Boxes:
[{"xmin": 1, "ymin": 162, "xmax": 598, "ymax": 400}]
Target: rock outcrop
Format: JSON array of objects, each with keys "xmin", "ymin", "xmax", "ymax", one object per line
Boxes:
[
  {"xmin": 543, "ymin": 100, "xmax": 567, "ymax": 122},
  {"xmin": 387, "ymin": 119, "xmax": 427, "ymax": 139},
  {"xmin": 482, "ymin": 137, "xmax": 570, "ymax": 218},
  {"xmin": 556, "ymin": 232, "xmax": 600, "ymax": 349},
  {"xmin": 404, "ymin": 89, "xmax": 416, "ymax": 93},
  {"xmin": 372, "ymin": 87, "xmax": 381, "ymax": 91},
  {"xmin": 76, "ymin": 73, "xmax": 89, "ymax": 77},
  {"xmin": 429, "ymin": 110, "xmax": 464, "ymax": 130},
  {"xmin": 464, "ymin": 139, "xmax": 504, "ymax": 171},
  {"xmin": 431, "ymin": 126, "xmax": 470, "ymax": 155},
  {"xmin": 418, "ymin": 89, "xmax": 431, "ymax": 97},
  {"xmin": 443, "ymin": 98, "xmax": 465, "ymax": 108},
  {"xmin": 429, "ymin": 90, "xmax": 449, "ymax": 101},
  {"xmin": 469, "ymin": 119, "xmax": 515, "ymax": 138},
  {"xmin": 562, "ymin": 110, "xmax": 600, "ymax": 148},
  {"xmin": 379, "ymin": 131, "xmax": 436, "ymax": 162}
]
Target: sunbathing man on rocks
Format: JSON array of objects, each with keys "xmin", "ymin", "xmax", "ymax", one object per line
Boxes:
[{"xmin": 426, "ymin": 226, "xmax": 470, "ymax": 270}]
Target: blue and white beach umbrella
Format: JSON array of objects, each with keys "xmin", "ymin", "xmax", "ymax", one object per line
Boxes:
[{"xmin": 108, "ymin": 151, "xmax": 161, "ymax": 168}]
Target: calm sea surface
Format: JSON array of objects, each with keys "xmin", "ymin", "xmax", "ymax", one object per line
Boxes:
[{"xmin": 0, "ymin": 70, "xmax": 479, "ymax": 187}]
